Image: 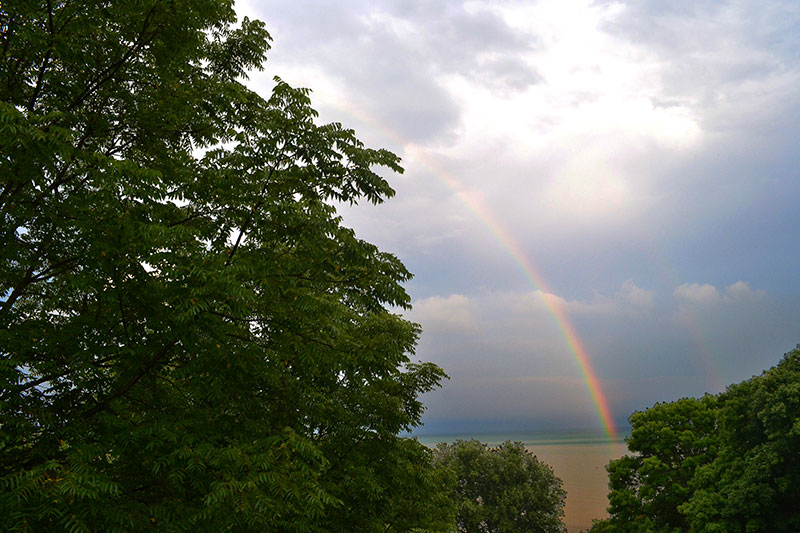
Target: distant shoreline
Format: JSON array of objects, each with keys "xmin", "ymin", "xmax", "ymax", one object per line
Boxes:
[{"xmin": 414, "ymin": 428, "xmax": 629, "ymax": 447}]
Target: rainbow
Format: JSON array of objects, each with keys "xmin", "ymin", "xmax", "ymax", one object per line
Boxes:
[
  {"xmin": 320, "ymin": 99, "xmax": 617, "ymax": 441},
  {"xmin": 404, "ymin": 146, "xmax": 617, "ymax": 442}
]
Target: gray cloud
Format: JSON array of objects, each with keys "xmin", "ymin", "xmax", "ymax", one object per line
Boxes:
[
  {"xmin": 243, "ymin": 0, "xmax": 538, "ymax": 142},
  {"xmin": 384, "ymin": 1, "xmax": 541, "ymax": 91},
  {"xmin": 603, "ymin": 0, "xmax": 800, "ymax": 132},
  {"xmin": 237, "ymin": 0, "xmax": 800, "ymax": 434}
]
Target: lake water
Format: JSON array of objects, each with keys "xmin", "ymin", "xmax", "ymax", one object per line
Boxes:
[{"xmin": 416, "ymin": 431, "xmax": 629, "ymax": 532}]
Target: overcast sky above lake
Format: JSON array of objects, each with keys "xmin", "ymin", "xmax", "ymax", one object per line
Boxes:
[{"xmin": 238, "ymin": 0, "xmax": 800, "ymax": 434}]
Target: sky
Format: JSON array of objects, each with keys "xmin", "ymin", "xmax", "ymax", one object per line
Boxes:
[{"xmin": 238, "ymin": 0, "xmax": 800, "ymax": 436}]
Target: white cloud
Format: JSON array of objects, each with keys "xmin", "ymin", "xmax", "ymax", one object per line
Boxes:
[
  {"xmin": 425, "ymin": 0, "xmax": 706, "ymax": 229},
  {"xmin": 617, "ymin": 279, "xmax": 655, "ymax": 309},
  {"xmin": 410, "ymin": 294, "xmax": 478, "ymax": 333},
  {"xmin": 723, "ymin": 280, "xmax": 766, "ymax": 301},
  {"xmin": 241, "ymin": 0, "xmax": 800, "ymax": 258},
  {"xmin": 674, "ymin": 283, "xmax": 720, "ymax": 304},
  {"xmin": 674, "ymin": 281, "xmax": 765, "ymax": 305},
  {"xmin": 607, "ymin": 1, "xmax": 800, "ymax": 134},
  {"xmin": 441, "ymin": 281, "xmax": 656, "ymax": 323}
]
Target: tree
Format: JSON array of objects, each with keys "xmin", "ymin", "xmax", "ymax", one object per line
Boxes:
[
  {"xmin": 433, "ymin": 440, "xmax": 566, "ymax": 533},
  {"xmin": 591, "ymin": 396, "xmax": 718, "ymax": 532},
  {"xmin": 591, "ymin": 347, "xmax": 800, "ymax": 533},
  {"xmin": 680, "ymin": 347, "xmax": 800, "ymax": 532},
  {"xmin": 0, "ymin": 1, "xmax": 452, "ymax": 530}
]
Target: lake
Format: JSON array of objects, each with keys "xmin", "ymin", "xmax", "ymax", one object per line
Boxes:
[{"xmin": 416, "ymin": 431, "xmax": 629, "ymax": 532}]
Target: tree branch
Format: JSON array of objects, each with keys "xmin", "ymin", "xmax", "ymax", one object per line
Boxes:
[
  {"xmin": 168, "ymin": 209, "xmax": 207, "ymax": 228},
  {"xmin": 0, "ymin": 266, "xmax": 34, "ymax": 322},
  {"xmin": 81, "ymin": 339, "xmax": 179, "ymax": 419},
  {"xmin": 4, "ymin": 352, "xmax": 121, "ymax": 401},
  {"xmin": 67, "ymin": 6, "xmax": 159, "ymax": 112},
  {"xmin": 225, "ymin": 184, "xmax": 269, "ymax": 266},
  {"xmin": 27, "ymin": 49, "xmax": 51, "ymax": 112},
  {"xmin": 226, "ymin": 155, "xmax": 286, "ymax": 266}
]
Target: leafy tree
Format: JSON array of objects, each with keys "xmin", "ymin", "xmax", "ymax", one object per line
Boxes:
[
  {"xmin": 0, "ymin": 1, "xmax": 452, "ymax": 531},
  {"xmin": 591, "ymin": 396, "xmax": 718, "ymax": 532},
  {"xmin": 591, "ymin": 347, "xmax": 800, "ymax": 533},
  {"xmin": 433, "ymin": 440, "xmax": 566, "ymax": 533},
  {"xmin": 680, "ymin": 348, "xmax": 800, "ymax": 532}
]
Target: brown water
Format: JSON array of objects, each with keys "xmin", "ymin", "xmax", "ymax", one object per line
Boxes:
[
  {"xmin": 417, "ymin": 432, "xmax": 628, "ymax": 532},
  {"xmin": 528, "ymin": 441, "xmax": 627, "ymax": 532}
]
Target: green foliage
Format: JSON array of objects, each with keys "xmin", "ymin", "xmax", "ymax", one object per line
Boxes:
[
  {"xmin": 591, "ymin": 396, "xmax": 718, "ymax": 533},
  {"xmin": 680, "ymin": 347, "xmax": 800, "ymax": 532},
  {"xmin": 0, "ymin": 1, "xmax": 451, "ymax": 530},
  {"xmin": 433, "ymin": 440, "xmax": 566, "ymax": 533},
  {"xmin": 591, "ymin": 347, "xmax": 800, "ymax": 533}
]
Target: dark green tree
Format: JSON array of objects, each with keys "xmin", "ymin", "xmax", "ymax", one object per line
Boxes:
[
  {"xmin": 433, "ymin": 440, "xmax": 566, "ymax": 533},
  {"xmin": 0, "ymin": 1, "xmax": 452, "ymax": 531},
  {"xmin": 591, "ymin": 396, "xmax": 718, "ymax": 532},
  {"xmin": 680, "ymin": 348, "xmax": 800, "ymax": 532},
  {"xmin": 591, "ymin": 347, "xmax": 800, "ymax": 533}
]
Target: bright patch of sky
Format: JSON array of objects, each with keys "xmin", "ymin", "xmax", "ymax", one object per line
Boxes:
[{"xmin": 238, "ymin": 0, "xmax": 800, "ymax": 434}]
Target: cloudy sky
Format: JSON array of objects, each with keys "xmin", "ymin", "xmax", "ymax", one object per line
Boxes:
[{"xmin": 238, "ymin": 0, "xmax": 800, "ymax": 435}]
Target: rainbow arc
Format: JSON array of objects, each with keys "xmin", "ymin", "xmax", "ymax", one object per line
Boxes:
[
  {"xmin": 404, "ymin": 146, "xmax": 616, "ymax": 442},
  {"xmin": 325, "ymin": 101, "xmax": 617, "ymax": 441}
]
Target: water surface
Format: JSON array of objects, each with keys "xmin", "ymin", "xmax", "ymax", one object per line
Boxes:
[{"xmin": 417, "ymin": 431, "xmax": 628, "ymax": 532}]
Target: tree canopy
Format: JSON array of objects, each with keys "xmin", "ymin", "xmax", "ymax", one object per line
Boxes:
[
  {"xmin": 591, "ymin": 347, "xmax": 800, "ymax": 532},
  {"xmin": 433, "ymin": 440, "xmax": 566, "ymax": 533},
  {"xmin": 0, "ymin": 1, "xmax": 452, "ymax": 530}
]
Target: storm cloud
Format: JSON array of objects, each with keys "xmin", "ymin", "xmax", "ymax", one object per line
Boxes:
[{"xmin": 240, "ymin": 0, "xmax": 800, "ymax": 434}]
